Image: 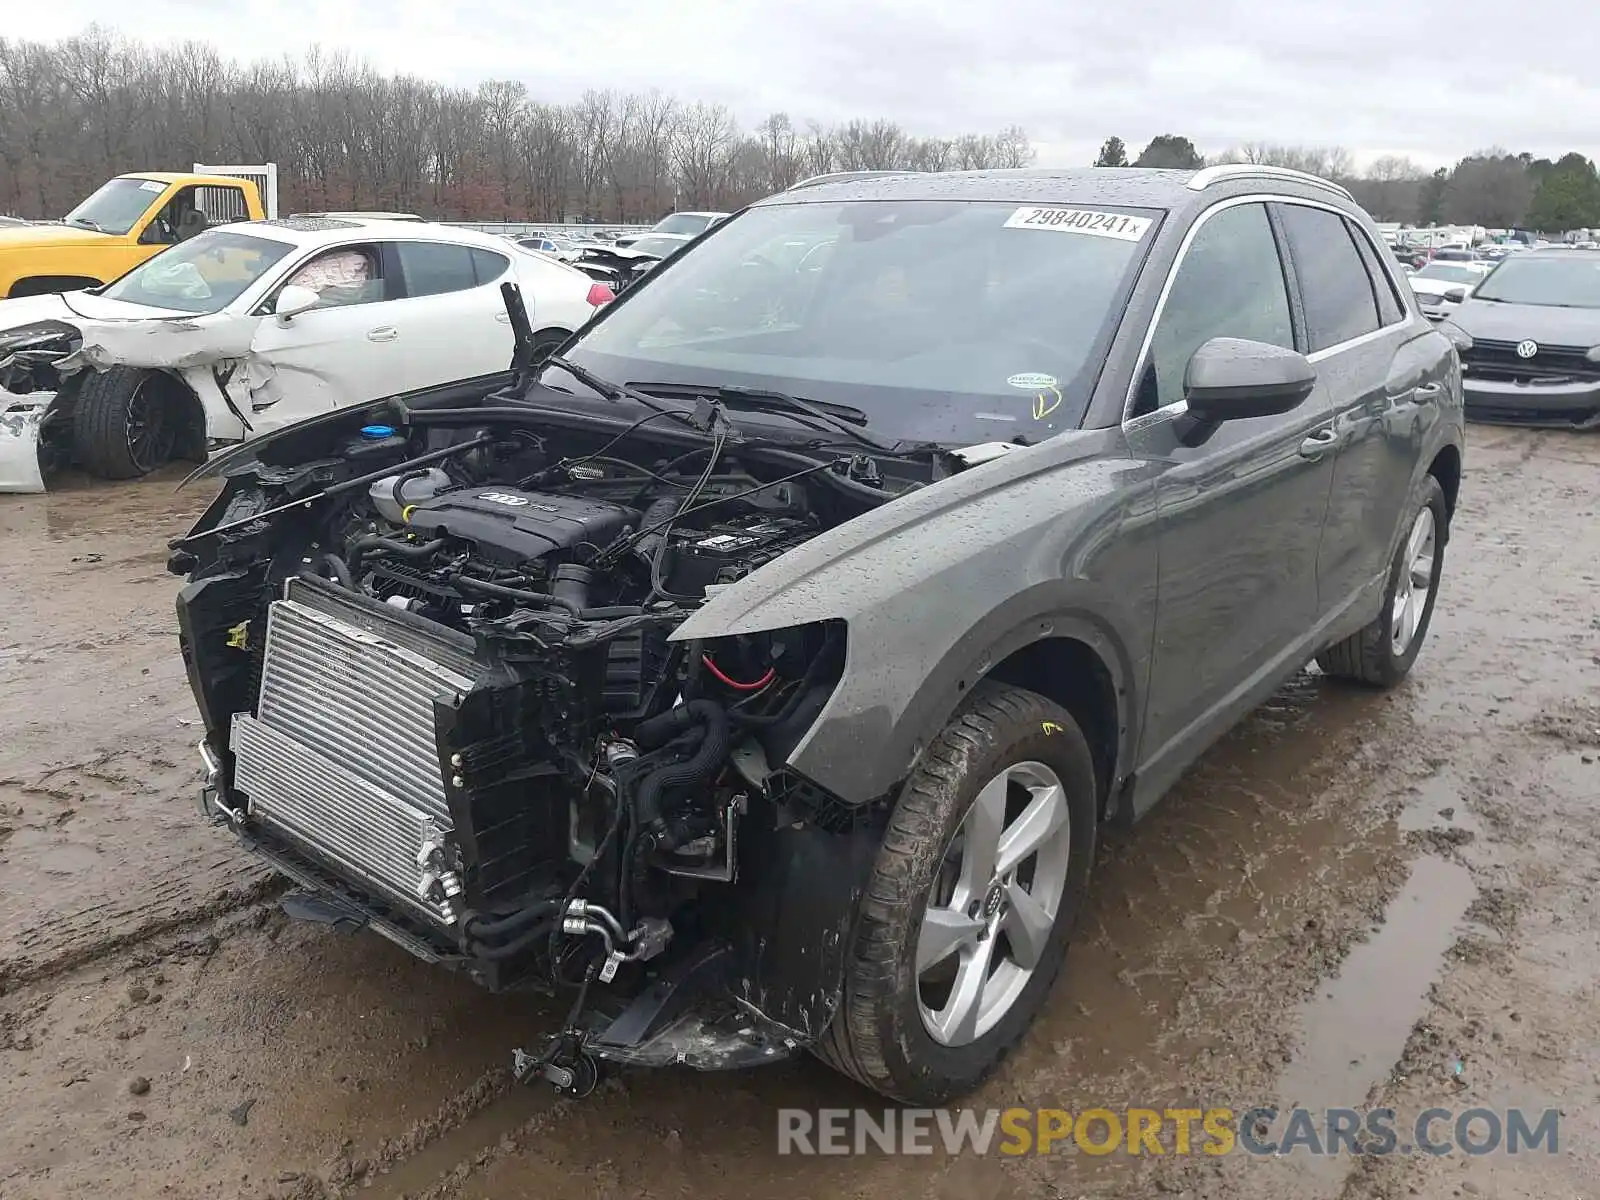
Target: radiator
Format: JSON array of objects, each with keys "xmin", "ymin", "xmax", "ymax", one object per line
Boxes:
[{"xmin": 229, "ymin": 589, "xmax": 477, "ymax": 926}]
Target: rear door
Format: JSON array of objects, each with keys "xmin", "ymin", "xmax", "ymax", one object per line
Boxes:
[
  {"xmin": 1124, "ymin": 199, "xmax": 1337, "ymax": 798},
  {"xmin": 386, "ymin": 240, "xmax": 517, "ymax": 385},
  {"xmin": 1273, "ymin": 202, "xmax": 1443, "ymax": 621}
]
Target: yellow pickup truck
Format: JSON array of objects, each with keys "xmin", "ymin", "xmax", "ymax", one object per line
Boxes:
[{"xmin": 0, "ymin": 172, "xmax": 268, "ymax": 298}]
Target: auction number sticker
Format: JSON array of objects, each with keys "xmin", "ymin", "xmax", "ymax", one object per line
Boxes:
[{"xmin": 1003, "ymin": 207, "xmax": 1151, "ymax": 241}]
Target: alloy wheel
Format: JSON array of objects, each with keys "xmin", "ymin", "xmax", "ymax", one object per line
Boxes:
[
  {"xmin": 1391, "ymin": 506, "xmax": 1436, "ymax": 657},
  {"xmin": 917, "ymin": 760, "xmax": 1073, "ymax": 1047}
]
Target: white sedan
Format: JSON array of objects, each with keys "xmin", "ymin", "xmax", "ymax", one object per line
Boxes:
[
  {"xmin": 1407, "ymin": 261, "xmax": 1493, "ymax": 308},
  {"xmin": 0, "ymin": 218, "xmax": 613, "ymax": 488}
]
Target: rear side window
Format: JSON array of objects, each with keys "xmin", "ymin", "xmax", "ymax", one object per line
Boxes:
[
  {"xmin": 470, "ymin": 248, "xmax": 510, "ymax": 282},
  {"xmin": 1278, "ymin": 205, "xmax": 1381, "ymax": 351},
  {"xmin": 1345, "ymin": 219, "xmax": 1408, "ymax": 324},
  {"xmin": 398, "ymin": 242, "xmax": 480, "ymax": 297},
  {"xmin": 1137, "ymin": 202, "xmax": 1295, "ymax": 416},
  {"xmin": 195, "ymin": 185, "xmax": 249, "ymax": 224}
]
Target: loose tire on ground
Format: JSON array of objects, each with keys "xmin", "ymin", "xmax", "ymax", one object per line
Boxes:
[
  {"xmin": 1317, "ymin": 474, "xmax": 1449, "ymax": 687},
  {"xmin": 71, "ymin": 366, "xmax": 178, "ymax": 479},
  {"xmin": 815, "ymin": 682, "xmax": 1098, "ymax": 1104}
]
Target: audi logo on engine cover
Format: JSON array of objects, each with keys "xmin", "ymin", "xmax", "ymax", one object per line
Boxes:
[
  {"xmin": 478, "ymin": 492, "xmax": 529, "ymax": 506},
  {"xmin": 1516, "ymin": 340, "xmax": 1539, "ymax": 358}
]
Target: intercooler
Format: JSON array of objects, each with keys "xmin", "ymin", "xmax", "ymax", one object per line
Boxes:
[{"xmin": 229, "ymin": 577, "xmax": 481, "ymax": 926}]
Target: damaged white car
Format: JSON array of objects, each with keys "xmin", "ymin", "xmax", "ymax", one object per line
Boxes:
[{"xmin": 0, "ymin": 217, "xmax": 614, "ymax": 492}]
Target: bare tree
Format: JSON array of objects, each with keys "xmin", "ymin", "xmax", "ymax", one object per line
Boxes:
[
  {"xmin": 672, "ymin": 101, "xmax": 739, "ymax": 208},
  {"xmin": 755, "ymin": 112, "xmax": 802, "ymax": 193},
  {"xmin": 0, "ymin": 31, "xmax": 1038, "ymax": 222}
]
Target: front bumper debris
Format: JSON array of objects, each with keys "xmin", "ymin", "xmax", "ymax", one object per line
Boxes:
[{"xmin": 0, "ymin": 397, "xmax": 47, "ymax": 493}]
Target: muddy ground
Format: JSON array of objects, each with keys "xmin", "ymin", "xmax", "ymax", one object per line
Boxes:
[{"xmin": 0, "ymin": 427, "xmax": 1596, "ymax": 1199}]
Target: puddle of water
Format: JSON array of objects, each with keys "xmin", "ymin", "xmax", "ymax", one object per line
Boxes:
[
  {"xmin": 1253, "ymin": 853, "xmax": 1477, "ymax": 1198},
  {"xmin": 1397, "ymin": 771, "xmax": 1484, "ymax": 836}
]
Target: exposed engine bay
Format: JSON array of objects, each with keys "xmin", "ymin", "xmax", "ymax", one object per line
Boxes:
[{"xmin": 172, "ymin": 358, "xmax": 966, "ymax": 1089}]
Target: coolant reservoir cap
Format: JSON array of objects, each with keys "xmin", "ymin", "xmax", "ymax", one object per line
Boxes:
[{"xmin": 361, "ymin": 424, "xmax": 396, "ymax": 439}]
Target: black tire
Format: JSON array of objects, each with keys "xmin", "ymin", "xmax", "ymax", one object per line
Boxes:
[
  {"xmin": 815, "ymin": 683, "xmax": 1097, "ymax": 1103},
  {"xmin": 1316, "ymin": 474, "xmax": 1449, "ymax": 687},
  {"xmin": 71, "ymin": 366, "xmax": 178, "ymax": 479}
]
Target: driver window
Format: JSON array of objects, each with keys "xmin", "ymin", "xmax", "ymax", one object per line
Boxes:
[
  {"xmin": 1134, "ymin": 202, "xmax": 1294, "ymax": 418},
  {"xmin": 279, "ymin": 245, "xmax": 386, "ymax": 309}
]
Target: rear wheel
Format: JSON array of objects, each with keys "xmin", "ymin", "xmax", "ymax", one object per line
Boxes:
[
  {"xmin": 71, "ymin": 366, "xmax": 179, "ymax": 479},
  {"xmin": 815, "ymin": 683, "xmax": 1097, "ymax": 1103},
  {"xmin": 1316, "ymin": 475, "xmax": 1448, "ymax": 687}
]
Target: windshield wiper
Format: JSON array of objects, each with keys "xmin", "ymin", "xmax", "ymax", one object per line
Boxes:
[
  {"xmin": 67, "ymin": 217, "xmax": 103, "ymax": 231},
  {"xmin": 630, "ymin": 381, "xmax": 909, "ymax": 454},
  {"xmin": 543, "ymin": 355, "xmax": 701, "ymax": 430}
]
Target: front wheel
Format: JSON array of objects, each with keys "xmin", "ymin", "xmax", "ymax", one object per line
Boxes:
[
  {"xmin": 815, "ymin": 683, "xmax": 1097, "ymax": 1103},
  {"xmin": 71, "ymin": 366, "xmax": 178, "ymax": 479},
  {"xmin": 1316, "ymin": 475, "xmax": 1449, "ymax": 687}
]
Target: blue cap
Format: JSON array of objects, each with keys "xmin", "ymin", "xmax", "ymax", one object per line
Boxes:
[{"xmin": 361, "ymin": 424, "xmax": 396, "ymax": 439}]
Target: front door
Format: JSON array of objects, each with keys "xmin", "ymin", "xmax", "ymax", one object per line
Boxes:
[
  {"xmin": 245, "ymin": 241, "xmax": 413, "ymax": 430},
  {"xmin": 1124, "ymin": 200, "xmax": 1336, "ymax": 805}
]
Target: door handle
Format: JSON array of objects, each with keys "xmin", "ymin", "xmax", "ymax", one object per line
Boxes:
[
  {"xmin": 494, "ymin": 312, "xmax": 511, "ymax": 324},
  {"xmin": 366, "ymin": 326, "xmax": 398, "ymax": 343},
  {"xmin": 1299, "ymin": 427, "xmax": 1340, "ymax": 459}
]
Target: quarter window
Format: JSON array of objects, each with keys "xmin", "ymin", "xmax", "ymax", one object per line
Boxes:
[
  {"xmin": 1278, "ymin": 204, "xmax": 1381, "ymax": 351},
  {"xmin": 470, "ymin": 248, "xmax": 511, "ymax": 282},
  {"xmin": 1137, "ymin": 202, "xmax": 1294, "ymax": 416}
]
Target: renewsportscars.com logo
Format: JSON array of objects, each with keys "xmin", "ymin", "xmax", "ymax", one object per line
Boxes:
[{"xmin": 777, "ymin": 1106, "xmax": 1561, "ymax": 1157}]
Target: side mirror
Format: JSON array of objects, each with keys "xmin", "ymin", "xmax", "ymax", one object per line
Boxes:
[
  {"xmin": 1442, "ymin": 287, "xmax": 1468, "ymax": 303},
  {"xmin": 1183, "ymin": 337, "xmax": 1317, "ymax": 422},
  {"xmin": 1436, "ymin": 320, "xmax": 1473, "ymax": 353},
  {"xmin": 274, "ymin": 284, "xmax": 320, "ymax": 323}
]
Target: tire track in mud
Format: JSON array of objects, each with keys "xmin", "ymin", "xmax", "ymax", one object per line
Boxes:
[
  {"xmin": 0, "ymin": 745, "xmax": 275, "ymax": 993},
  {"xmin": 2, "ymin": 431, "xmax": 1596, "ymax": 1200}
]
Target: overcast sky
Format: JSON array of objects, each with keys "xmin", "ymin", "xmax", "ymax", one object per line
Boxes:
[{"xmin": 20, "ymin": 0, "xmax": 1600, "ymax": 171}]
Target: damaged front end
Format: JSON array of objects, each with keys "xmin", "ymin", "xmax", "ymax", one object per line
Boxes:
[
  {"xmin": 0, "ymin": 319, "xmax": 79, "ymax": 492},
  {"xmin": 171, "ymin": 383, "xmax": 906, "ymax": 1088}
]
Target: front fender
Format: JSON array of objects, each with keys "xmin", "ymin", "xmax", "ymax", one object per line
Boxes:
[{"xmin": 672, "ymin": 429, "xmax": 1159, "ymax": 804}]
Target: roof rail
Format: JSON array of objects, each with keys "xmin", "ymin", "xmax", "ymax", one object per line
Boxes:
[
  {"xmin": 1186, "ymin": 163, "xmax": 1354, "ymax": 201},
  {"xmin": 786, "ymin": 169, "xmax": 919, "ymax": 192}
]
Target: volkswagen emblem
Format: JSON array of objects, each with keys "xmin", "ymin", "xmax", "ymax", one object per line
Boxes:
[{"xmin": 1516, "ymin": 339, "xmax": 1539, "ymax": 359}]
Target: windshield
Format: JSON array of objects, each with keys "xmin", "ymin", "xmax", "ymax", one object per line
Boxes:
[
  {"xmin": 1472, "ymin": 257, "xmax": 1600, "ymax": 308},
  {"xmin": 1415, "ymin": 264, "xmax": 1481, "ymax": 285},
  {"xmin": 99, "ymin": 229, "xmax": 294, "ymax": 313},
  {"xmin": 552, "ymin": 198, "xmax": 1157, "ymax": 444},
  {"xmin": 653, "ymin": 213, "xmax": 715, "ymax": 236},
  {"xmin": 629, "ymin": 235, "xmax": 690, "ymax": 258},
  {"xmin": 64, "ymin": 177, "xmax": 168, "ymax": 235}
]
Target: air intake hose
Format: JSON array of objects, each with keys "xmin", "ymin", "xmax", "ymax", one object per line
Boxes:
[{"xmin": 621, "ymin": 701, "xmax": 731, "ymax": 929}]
